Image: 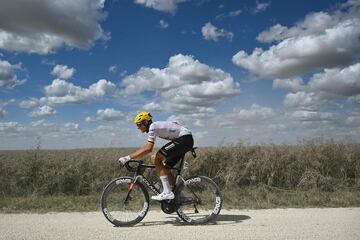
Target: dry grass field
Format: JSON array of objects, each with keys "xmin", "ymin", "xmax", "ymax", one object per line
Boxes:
[{"xmin": 1, "ymin": 138, "xmax": 359, "ymax": 212}]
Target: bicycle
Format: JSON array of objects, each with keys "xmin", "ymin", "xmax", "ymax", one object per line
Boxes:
[{"xmin": 100, "ymin": 148, "xmax": 222, "ymax": 226}]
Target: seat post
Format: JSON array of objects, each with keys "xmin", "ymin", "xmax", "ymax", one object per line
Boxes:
[
  {"xmin": 177, "ymin": 154, "xmax": 186, "ymax": 175},
  {"xmin": 171, "ymin": 148, "xmax": 196, "ymax": 182},
  {"xmin": 172, "ymin": 155, "xmax": 185, "ymax": 188}
]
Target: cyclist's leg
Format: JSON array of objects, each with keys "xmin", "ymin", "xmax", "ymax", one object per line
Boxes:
[
  {"xmin": 161, "ymin": 135, "xmax": 193, "ymax": 164},
  {"xmin": 158, "ymin": 135, "xmax": 194, "ymax": 184},
  {"xmin": 151, "ymin": 151, "xmax": 174, "ymax": 186},
  {"xmin": 150, "ymin": 151, "xmax": 175, "ymax": 200}
]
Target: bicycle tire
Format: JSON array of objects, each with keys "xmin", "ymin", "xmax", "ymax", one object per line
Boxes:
[
  {"xmin": 101, "ymin": 177, "xmax": 149, "ymax": 226},
  {"xmin": 175, "ymin": 176, "xmax": 222, "ymax": 224}
]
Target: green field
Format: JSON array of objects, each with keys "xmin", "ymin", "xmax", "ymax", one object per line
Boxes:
[{"xmin": 1, "ymin": 138, "xmax": 359, "ymax": 212}]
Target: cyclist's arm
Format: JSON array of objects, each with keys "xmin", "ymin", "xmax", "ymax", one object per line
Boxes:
[{"xmin": 129, "ymin": 141, "xmax": 154, "ymax": 159}]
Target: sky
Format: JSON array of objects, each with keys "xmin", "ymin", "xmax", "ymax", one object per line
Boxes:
[{"xmin": 0, "ymin": 0, "xmax": 360, "ymax": 149}]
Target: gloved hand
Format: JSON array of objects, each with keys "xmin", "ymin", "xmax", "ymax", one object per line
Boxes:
[{"xmin": 118, "ymin": 155, "xmax": 131, "ymax": 165}]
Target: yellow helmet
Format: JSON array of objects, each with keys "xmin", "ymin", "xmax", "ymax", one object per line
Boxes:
[{"xmin": 134, "ymin": 112, "xmax": 152, "ymax": 125}]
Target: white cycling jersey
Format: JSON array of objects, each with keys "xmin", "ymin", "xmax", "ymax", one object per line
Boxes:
[{"xmin": 147, "ymin": 121, "xmax": 192, "ymax": 143}]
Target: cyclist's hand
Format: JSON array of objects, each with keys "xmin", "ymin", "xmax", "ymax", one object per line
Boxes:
[{"xmin": 118, "ymin": 155, "xmax": 131, "ymax": 165}]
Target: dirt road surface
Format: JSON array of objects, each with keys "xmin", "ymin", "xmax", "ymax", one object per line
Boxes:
[{"xmin": 1, "ymin": 208, "xmax": 359, "ymax": 240}]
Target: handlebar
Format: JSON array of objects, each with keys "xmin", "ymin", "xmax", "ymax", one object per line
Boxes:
[
  {"xmin": 123, "ymin": 160, "xmax": 155, "ymax": 172},
  {"xmin": 123, "ymin": 160, "xmax": 140, "ymax": 172}
]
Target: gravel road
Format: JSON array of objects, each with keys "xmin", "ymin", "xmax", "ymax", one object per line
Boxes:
[{"xmin": 1, "ymin": 208, "xmax": 359, "ymax": 240}]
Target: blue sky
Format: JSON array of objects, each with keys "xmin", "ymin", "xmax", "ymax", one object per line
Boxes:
[{"xmin": 1, "ymin": 0, "xmax": 360, "ymax": 149}]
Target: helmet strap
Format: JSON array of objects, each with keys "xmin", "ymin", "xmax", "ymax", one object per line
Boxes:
[{"xmin": 144, "ymin": 120, "xmax": 152, "ymax": 133}]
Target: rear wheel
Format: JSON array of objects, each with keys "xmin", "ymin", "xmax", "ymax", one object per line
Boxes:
[
  {"xmin": 101, "ymin": 177, "xmax": 149, "ymax": 226},
  {"xmin": 175, "ymin": 176, "xmax": 222, "ymax": 224}
]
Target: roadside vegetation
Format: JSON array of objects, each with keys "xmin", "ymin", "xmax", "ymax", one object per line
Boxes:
[{"xmin": 1, "ymin": 138, "xmax": 359, "ymax": 212}]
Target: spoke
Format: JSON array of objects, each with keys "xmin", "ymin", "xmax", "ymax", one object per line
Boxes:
[
  {"xmin": 102, "ymin": 178, "xmax": 149, "ymax": 226},
  {"xmin": 176, "ymin": 176, "xmax": 221, "ymax": 224}
]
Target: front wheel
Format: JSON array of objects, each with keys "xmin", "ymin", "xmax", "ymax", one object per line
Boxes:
[
  {"xmin": 100, "ymin": 177, "xmax": 149, "ymax": 226},
  {"xmin": 175, "ymin": 176, "xmax": 222, "ymax": 224}
]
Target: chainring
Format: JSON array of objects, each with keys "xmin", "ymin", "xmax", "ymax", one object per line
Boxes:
[{"xmin": 160, "ymin": 201, "xmax": 179, "ymax": 214}]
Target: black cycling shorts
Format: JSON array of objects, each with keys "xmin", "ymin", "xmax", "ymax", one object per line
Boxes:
[{"xmin": 159, "ymin": 135, "xmax": 194, "ymax": 167}]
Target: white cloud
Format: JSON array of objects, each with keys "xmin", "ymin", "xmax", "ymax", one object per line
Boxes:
[
  {"xmin": 120, "ymin": 70, "xmax": 128, "ymax": 77},
  {"xmin": 96, "ymin": 108, "xmax": 125, "ymax": 121},
  {"xmin": 85, "ymin": 116, "xmax": 97, "ymax": 123},
  {"xmin": 201, "ymin": 22, "xmax": 234, "ymax": 42},
  {"xmin": 256, "ymin": 24, "xmax": 288, "ymax": 43},
  {"xmin": 0, "ymin": 108, "xmax": 6, "ymax": 118},
  {"xmin": 0, "ymin": 99, "xmax": 15, "ymax": 117},
  {"xmin": 254, "ymin": 1, "xmax": 271, "ymax": 13},
  {"xmin": 29, "ymin": 105, "xmax": 56, "ymax": 117},
  {"xmin": 28, "ymin": 120, "xmax": 58, "ymax": 138},
  {"xmin": 273, "ymin": 77, "xmax": 305, "ymax": 92},
  {"xmin": 257, "ymin": 12, "xmax": 336, "ymax": 43},
  {"xmin": 345, "ymin": 114, "xmax": 360, "ymax": 126},
  {"xmin": 42, "ymin": 79, "xmax": 116, "ymax": 104},
  {"xmin": 134, "ymin": 0, "xmax": 189, "ymax": 13},
  {"xmin": 41, "ymin": 58, "xmax": 56, "ymax": 66},
  {"xmin": 143, "ymin": 102, "xmax": 163, "ymax": 112},
  {"xmin": 51, "ymin": 65, "xmax": 75, "ymax": 80},
  {"xmin": 0, "ymin": 122, "xmax": 25, "ymax": 133},
  {"xmin": 30, "ymin": 119, "xmax": 55, "ymax": 128},
  {"xmin": 193, "ymin": 131, "xmax": 208, "ymax": 139},
  {"xmin": 272, "ymin": 61, "xmax": 360, "ymax": 122},
  {"xmin": 144, "ymin": 101, "xmax": 216, "ymax": 115},
  {"xmin": 0, "ymin": 119, "xmax": 146, "ymax": 149},
  {"xmin": 64, "ymin": 122, "xmax": 80, "ymax": 132},
  {"xmin": 291, "ymin": 110, "xmax": 337, "ymax": 122},
  {"xmin": 348, "ymin": 94, "xmax": 360, "ymax": 104},
  {"xmin": 108, "ymin": 65, "xmax": 117, "ymax": 73},
  {"xmin": 283, "ymin": 91, "xmax": 328, "ymax": 110},
  {"xmin": 122, "ymin": 54, "xmax": 239, "ymax": 95},
  {"xmin": 121, "ymin": 54, "xmax": 240, "ymax": 115},
  {"xmin": 86, "ymin": 108, "xmax": 125, "ymax": 122},
  {"xmin": 0, "ymin": 59, "xmax": 25, "ymax": 89},
  {"xmin": 161, "ymin": 78, "xmax": 240, "ymax": 105},
  {"xmin": 233, "ymin": 2, "xmax": 360, "ymax": 78},
  {"xmin": 308, "ymin": 63, "xmax": 360, "ymax": 97},
  {"xmin": 19, "ymin": 77, "xmax": 118, "ymax": 120},
  {"xmin": 278, "ymin": 62, "xmax": 360, "ymax": 113},
  {"xmin": 159, "ymin": 20, "xmax": 169, "ymax": 29},
  {"xmin": 0, "ymin": 0, "xmax": 109, "ymax": 54},
  {"xmin": 229, "ymin": 9, "xmax": 242, "ymax": 17},
  {"xmin": 19, "ymin": 98, "xmax": 40, "ymax": 109},
  {"xmin": 218, "ymin": 104, "xmax": 275, "ymax": 127},
  {"xmin": 216, "ymin": 9, "xmax": 242, "ymax": 20}
]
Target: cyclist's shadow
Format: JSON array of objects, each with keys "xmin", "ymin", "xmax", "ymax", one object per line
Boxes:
[
  {"xmin": 131, "ymin": 213, "xmax": 251, "ymax": 227},
  {"xmin": 214, "ymin": 214, "xmax": 251, "ymax": 224}
]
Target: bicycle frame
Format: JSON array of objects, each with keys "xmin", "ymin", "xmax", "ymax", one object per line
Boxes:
[{"xmin": 124, "ymin": 155, "xmax": 190, "ymax": 202}]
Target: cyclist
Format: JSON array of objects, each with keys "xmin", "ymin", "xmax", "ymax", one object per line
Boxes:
[{"xmin": 118, "ymin": 112, "xmax": 194, "ymax": 201}]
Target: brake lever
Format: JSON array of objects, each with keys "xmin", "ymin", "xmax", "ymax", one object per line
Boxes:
[
  {"xmin": 124, "ymin": 161, "xmax": 134, "ymax": 172},
  {"xmin": 117, "ymin": 163, "xmax": 124, "ymax": 172}
]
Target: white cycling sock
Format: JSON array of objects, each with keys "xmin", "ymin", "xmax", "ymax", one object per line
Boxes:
[{"xmin": 160, "ymin": 176, "xmax": 171, "ymax": 193}]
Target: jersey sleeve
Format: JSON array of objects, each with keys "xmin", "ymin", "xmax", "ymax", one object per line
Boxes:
[{"xmin": 147, "ymin": 124, "xmax": 156, "ymax": 143}]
